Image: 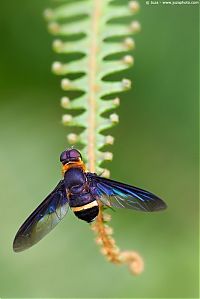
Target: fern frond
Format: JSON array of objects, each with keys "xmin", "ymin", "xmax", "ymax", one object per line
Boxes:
[
  {"xmin": 45, "ymin": 0, "xmax": 143, "ymax": 275},
  {"xmin": 45, "ymin": 0, "xmax": 140, "ymax": 174}
]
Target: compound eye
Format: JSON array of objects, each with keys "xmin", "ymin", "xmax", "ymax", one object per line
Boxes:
[
  {"xmin": 69, "ymin": 149, "xmax": 81, "ymax": 159},
  {"xmin": 60, "ymin": 151, "xmax": 68, "ymax": 163}
]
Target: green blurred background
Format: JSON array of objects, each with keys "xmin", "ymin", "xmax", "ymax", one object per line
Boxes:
[{"xmin": 0, "ymin": 1, "xmax": 198, "ymax": 298}]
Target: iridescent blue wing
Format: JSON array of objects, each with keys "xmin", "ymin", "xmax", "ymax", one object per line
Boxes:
[
  {"xmin": 13, "ymin": 180, "xmax": 69, "ymax": 252},
  {"xmin": 87, "ymin": 173, "xmax": 167, "ymax": 212}
]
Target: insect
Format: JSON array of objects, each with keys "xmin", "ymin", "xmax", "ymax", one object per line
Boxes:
[{"xmin": 13, "ymin": 148, "xmax": 167, "ymax": 252}]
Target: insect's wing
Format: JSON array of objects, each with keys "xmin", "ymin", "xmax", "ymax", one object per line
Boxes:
[
  {"xmin": 87, "ymin": 173, "xmax": 167, "ymax": 212},
  {"xmin": 13, "ymin": 180, "xmax": 69, "ymax": 252}
]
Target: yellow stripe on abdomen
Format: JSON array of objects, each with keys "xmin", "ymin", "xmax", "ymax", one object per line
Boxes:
[{"xmin": 71, "ymin": 201, "xmax": 98, "ymax": 212}]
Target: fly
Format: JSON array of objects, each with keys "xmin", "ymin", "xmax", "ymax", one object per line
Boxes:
[{"xmin": 13, "ymin": 148, "xmax": 167, "ymax": 252}]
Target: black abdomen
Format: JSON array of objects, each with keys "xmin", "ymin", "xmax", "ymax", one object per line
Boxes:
[{"xmin": 74, "ymin": 206, "xmax": 99, "ymax": 223}]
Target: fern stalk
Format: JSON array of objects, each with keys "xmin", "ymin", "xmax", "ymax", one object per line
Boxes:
[{"xmin": 45, "ymin": 0, "xmax": 143, "ymax": 275}]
